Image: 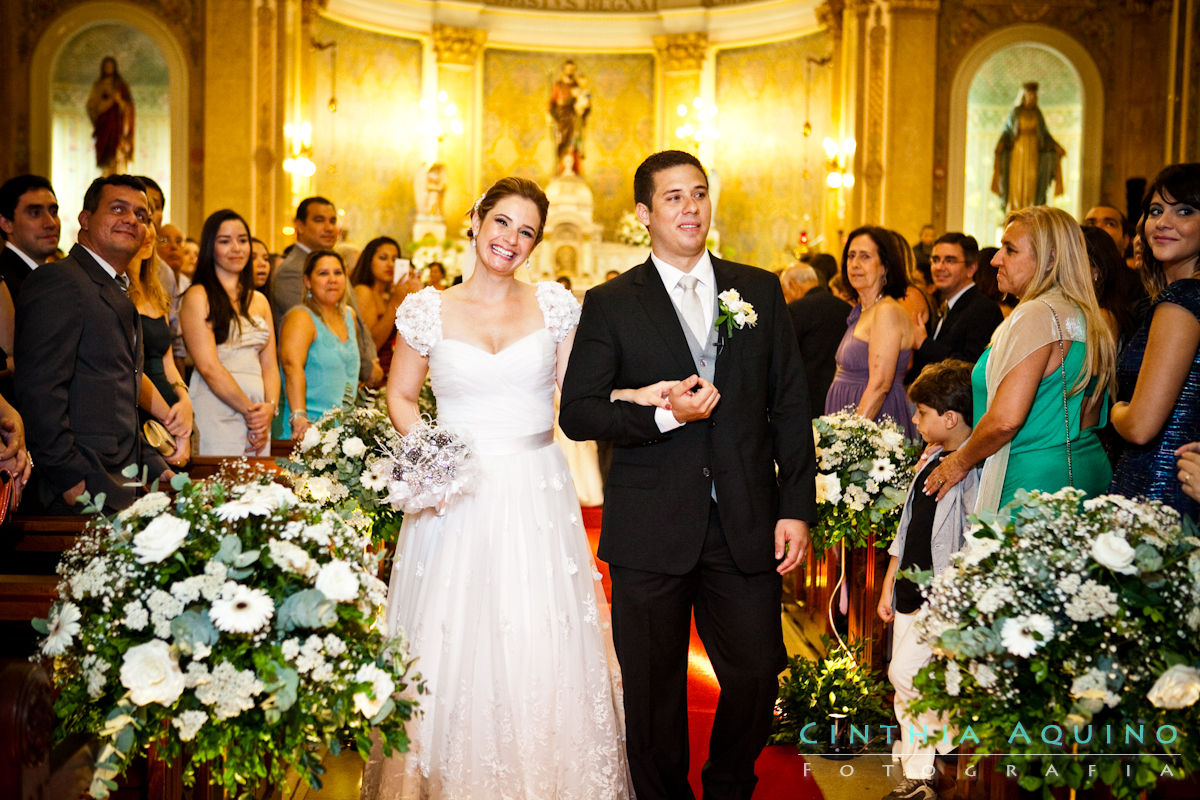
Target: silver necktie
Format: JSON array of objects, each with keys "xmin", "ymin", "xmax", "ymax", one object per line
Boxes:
[{"xmin": 677, "ymin": 274, "xmax": 708, "ymax": 345}]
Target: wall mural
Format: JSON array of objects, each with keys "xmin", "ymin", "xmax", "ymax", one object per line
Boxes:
[
  {"xmin": 309, "ymin": 18, "xmax": 423, "ymax": 251},
  {"xmin": 715, "ymin": 31, "xmax": 832, "ymax": 270},
  {"xmin": 481, "ymin": 48, "xmax": 655, "ymax": 244}
]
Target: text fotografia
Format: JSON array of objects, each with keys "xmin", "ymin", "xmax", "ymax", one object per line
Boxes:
[
  {"xmin": 798, "ymin": 722, "xmax": 1184, "ymax": 748},
  {"xmin": 808, "ymin": 762, "xmax": 1186, "ymax": 780}
]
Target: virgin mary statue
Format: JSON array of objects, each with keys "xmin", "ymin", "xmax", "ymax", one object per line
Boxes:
[{"xmin": 991, "ymin": 82, "xmax": 1065, "ymax": 214}]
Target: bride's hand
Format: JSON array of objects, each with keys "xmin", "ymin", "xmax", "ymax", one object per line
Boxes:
[{"xmin": 609, "ymin": 380, "xmax": 679, "ymax": 409}]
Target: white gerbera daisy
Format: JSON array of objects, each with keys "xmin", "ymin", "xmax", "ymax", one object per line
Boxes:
[
  {"xmin": 868, "ymin": 458, "xmax": 896, "ymax": 482},
  {"xmin": 43, "ymin": 601, "xmax": 82, "ymax": 656},
  {"xmin": 1000, "ymin": 613, "xmax": 1055, "ymax": 658},
  {"xmin": 209, "ymin": 582, "xmax": 275, "ymax": 634}
]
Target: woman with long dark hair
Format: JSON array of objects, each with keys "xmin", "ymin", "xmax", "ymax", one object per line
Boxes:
[
  {"xmin": 180, "ymin": 209, "xmax": 279, "ymax": 455},
  {"xmin": 351, "ymin": 236, "xmax": 422, "ymax": 375},
  {"xmin": 1110, "ymin": 163, "xmax": 1200, "ymax": 517}
]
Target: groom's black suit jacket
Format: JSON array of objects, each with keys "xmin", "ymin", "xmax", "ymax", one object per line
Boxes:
[{"xmin": 560, "ymin": 256, "xmax": 817, "ymax": 575}]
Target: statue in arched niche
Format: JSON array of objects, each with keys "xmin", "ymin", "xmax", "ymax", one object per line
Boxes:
[
  {"xmin": 991, "ymin": 82, "xmax": 1065, "ymax": 214},
  {"xmin": 86, "ymin": 56, "xmax": 136, "ymax": 176}
]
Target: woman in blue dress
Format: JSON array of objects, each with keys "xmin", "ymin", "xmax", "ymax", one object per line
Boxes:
[
  {"xmin": 1110, "ymin": 163, "xmax": 1200, "ymax": 518},
  {"xmin": 278, "ymin": 250, "xmax": 361, "ymax": 439}
]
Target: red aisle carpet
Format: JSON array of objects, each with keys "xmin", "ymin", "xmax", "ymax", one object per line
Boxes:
[{"xmin": 582, "ymin": 506, "xmax": 823, "ymax": 800}]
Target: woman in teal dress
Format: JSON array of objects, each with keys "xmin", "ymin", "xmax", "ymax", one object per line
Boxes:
[
  {"xmin": 278, "ymin": 250, "xmax": 361, "ymax": 439},
  {"xmin": 924, "ymin": 206, "xmax": 1116, "ymax": 514}
]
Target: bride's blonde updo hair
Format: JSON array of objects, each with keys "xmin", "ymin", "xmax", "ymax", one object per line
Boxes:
[{"xmin": 468, "ymin": 177, "xmax": 550, "ymax": 244}]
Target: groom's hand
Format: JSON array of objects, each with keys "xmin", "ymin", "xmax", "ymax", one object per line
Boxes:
[
  {"xmin": 668, "ymin": 375, "xmax": 720, "ymax": 423},
  {"xmin": 774, "ymin": 518, "xmax": 810, "ymax": 574}
]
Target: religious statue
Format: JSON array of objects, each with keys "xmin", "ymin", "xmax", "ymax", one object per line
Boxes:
[
  {"xmin": 549, "ymin": 60, "xmax": 591, "ymax": 176},
  {"xmin": 86, "ymin": 56, "xmax": 135, "ymax": 176},
  {"xmin": 991, "ymin": 82, "xmax": 1065, "ymax": 214},
  {"xmin": 414, "ymin": 162, "xmax": 448, "ymax": 219}
]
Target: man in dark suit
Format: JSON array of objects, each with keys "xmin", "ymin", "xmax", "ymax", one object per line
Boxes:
[
  {"xmin": 15, "ymin": 175, "xmax": 170, "ymax": 512},
  {"xmin": 0, "ymin": 174, "xmax": 61, "ymax": 300},
  {"xmin": 561, "ymin": 150, "xmax": 817, "ymax": 800},
  {"xmin": 907, "ymin": 232, "xmax": 1003, "ymax": 382},
  {"xmin": 782, "ymin": 262, "xmax": 851, "ymax": 417}
]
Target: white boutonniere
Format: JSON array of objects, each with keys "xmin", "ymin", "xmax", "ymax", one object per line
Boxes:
[{"xmin": 715, "ymin": 289, "xmax": 758, "ymax": 339}]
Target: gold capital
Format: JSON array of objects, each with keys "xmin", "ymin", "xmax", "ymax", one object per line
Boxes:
[
  {"xmin": 653, "ymin": 32, "xmax": 708, "ymax": 72},
  {"xmin": 433, "ymin": 24, "xmax": 488, "ymax": 66}
]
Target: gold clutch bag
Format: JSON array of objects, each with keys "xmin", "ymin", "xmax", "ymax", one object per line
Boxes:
[{"xmin": 142, "ymin": 419, "xmax": 178, "ymax": 457}]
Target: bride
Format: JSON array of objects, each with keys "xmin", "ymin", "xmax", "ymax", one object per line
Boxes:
[{"xmin": 363, "ymin": 178, "xmax": 660, "ymax": 799}]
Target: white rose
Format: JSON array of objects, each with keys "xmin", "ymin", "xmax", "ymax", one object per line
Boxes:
[
  {"xmin": 119, "ymin": 640, "xmax": 185, "ymax": 706},
  {"xmin": 1148, "ymin": 665, "xmax": 1200, "ymax": 709},
  {"xmin": 342, "ymin": 436, "xmax": 367, "ymax": 458},
  {"xmin": 315, "ymin": 560, "xmax": 359, "ymax": 602},
  {"xmin": 353, "ymin": 663, "xmax": 395, "ymax": 718},
  {"xmin": 132, "ymin": 515, "xmax": 191, "ymax": 564},
  {"xmin": 1092, "ymin": 532, "xmax": 1137, "ymax": 575},
  {"xmin": 815, "ymin": 472, "xmax": 842, "ymax": 505},
  {"xmin": 299, "ymin": 425, "xmax": 322, "ymax": 452},
  {"xmin": 302, "ymin": 476, "xmax": 334, "ymax": 503}
]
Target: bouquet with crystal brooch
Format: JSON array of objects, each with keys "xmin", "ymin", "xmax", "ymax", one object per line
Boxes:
[
  {"xmin": 810, "ymin": 408, "xmax": 920, "ymax": 554},
  {"xmin": 34, "ymin": 465, "xmax": 421, "ymax": 799},
  {"xmin": 381, "ymin": 416, "xmax": 476, "ymax": 514},
  {"xmin": 909, "ymin": 489, "xmax": 1200, "ymax": 798}
]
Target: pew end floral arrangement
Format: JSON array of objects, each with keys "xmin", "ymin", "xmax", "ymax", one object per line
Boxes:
[
  {"xmin": 810, "ymin": 408, "xmax": 920, "ymax": 554},
  {"xmin": 910, "ymin": 488, "xmax": 1200, "ymax": 798},
  {"xmin": 35, "ymin": 466, "xmax": 421, "ymax": 798}
]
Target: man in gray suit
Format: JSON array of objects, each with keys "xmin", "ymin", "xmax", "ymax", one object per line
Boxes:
[
  {"xmin": 16, "ymin": 175, "xmax": 170, "ymax": 512},
  {"xmin": 269, "ymin": 196, "xmax": 380, "ymax": 385}
]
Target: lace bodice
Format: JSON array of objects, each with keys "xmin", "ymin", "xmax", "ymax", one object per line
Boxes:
[{"xmin": 395, "ymin": 284, "xmax": 580, "ymax": 443}]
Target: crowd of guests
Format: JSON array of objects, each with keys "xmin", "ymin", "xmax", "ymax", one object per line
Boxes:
[
  {"xmin": 0, "ymin": 173, "xmax": 448, "ymax": 513},
  {"xmin": 780, "ymin": 164, "xmax": 1199, "ymax": 800}
]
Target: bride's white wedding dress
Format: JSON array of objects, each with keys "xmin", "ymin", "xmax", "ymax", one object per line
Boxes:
[{"xmin": 362, "ymin": 283, "xmax": 631, "ymax": 800}]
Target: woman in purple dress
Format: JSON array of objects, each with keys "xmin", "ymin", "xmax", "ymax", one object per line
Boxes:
[{"xmin": 825, "ymin": 226, "xmax": 918, "ymax": 439}]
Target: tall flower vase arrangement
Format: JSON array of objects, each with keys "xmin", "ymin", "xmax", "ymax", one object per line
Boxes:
[
  {"xmin": 34, "ymin": 465, "xmax": 421, "ymax": 799},
  {"xmin": 910, "ymin": 489, "xmax": 1200, "ymax": 798},
  {"xmin": 809, "ymin": 409, "xmax": 919, "ymax": 656}
]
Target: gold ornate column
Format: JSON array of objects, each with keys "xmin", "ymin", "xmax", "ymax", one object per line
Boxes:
[
  {"xmin": 653, "ymin": 33, "xmax": 708, "ymax": 156},
  {"xmin": 432, "ymin": 24, "xmax": 487, "ymax": 231},
  {"xmin": 203, "ymin": 0, "xmax": 260, "ymax": 220},
  {"xmin": 252, "ymin": 0, "xmax": 283, "ymax": 249},
  {"xmin": 844, "ymin": 0, "xmax": 940, "ymax": 233}
]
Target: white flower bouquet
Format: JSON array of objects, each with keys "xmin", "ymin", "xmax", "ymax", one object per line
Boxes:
[
  {"xmin": 910, "ymin": 488, "xmax": 1200, "ymax": 797},
  {"xmin": 615, "ymin": 211, "xmax": 650, "ymax": 247},
  {"xmin": 381, "ymin": 417, "xmax": 476, "ymax": 514},
  {"xmin": 283, "ymin": 390, "xmax": 408, "ymax": 548},
  {"xmin": 35, "ymin": 466, "xmax": 421, "ymax": 798},
  {"xmin": 810, "ymin": 408, "xmax": 920, "ymax": 554}
]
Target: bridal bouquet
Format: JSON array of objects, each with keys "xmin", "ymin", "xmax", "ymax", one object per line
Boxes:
[
  {"xmin": 381, "ymin": 417, "xmax": 476, "ymax": 514},
  {"xmin": 35, "ymin": 467, "xmax": 421, "ymax": 798},
  {"xmin": 283, "ymin": 390, "xmax": 406, "ymax": 548},
  {"xmin": 810, "ymin": 409, "xmax": 920, "ymax": 554},
  {"xmin": 910, "ymin": 489, "xmax": 1200, "ymax": 797}
]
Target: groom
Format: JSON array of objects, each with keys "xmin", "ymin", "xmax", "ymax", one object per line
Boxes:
[{"xmin": 561, "ymin": 150, "xmax": 817, "ymax": 800}]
